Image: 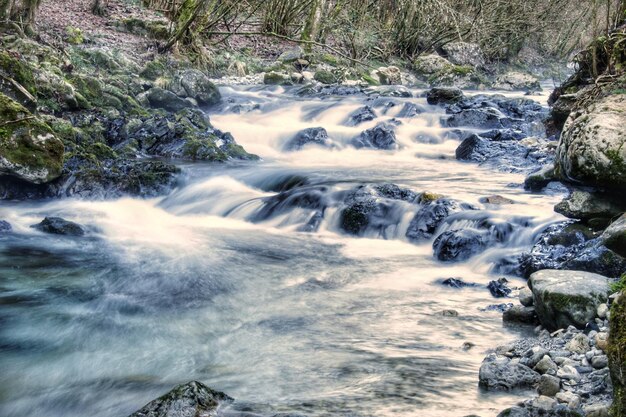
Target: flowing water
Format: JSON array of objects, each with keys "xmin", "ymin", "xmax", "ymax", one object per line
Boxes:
[{"xmin": 0, "ymin": 85, "xmax": 565, "ymax": 417}]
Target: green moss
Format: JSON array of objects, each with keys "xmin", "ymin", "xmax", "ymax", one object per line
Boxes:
[
  {"xmin": 65, "ymin": 26, "xmax": 84, "ymax": 45},
  {"xmin": 319, "ymin": 53, "xmax": 340, "ymax": 66},
  {"xmin": 0, "ymin": 93, "xmax": 64, "ymax": 181},
  {"xmin": 361, "ymin": 73, "xmax": 380, "ymax": 86},
  {"xmin": 611, "ymin": 274, "xmax": 626, "ymax": 293},
  {"xmin": 452, "ymin": 65, "xmax": 473, "ymax": 75},
  {"xmin": 314, "ymin": 70, "xmax": 336, "ymax": 85},
  {"xmin": 419, "ymin": 191, "xmax": 443, "ymax": 203},
  {"xmin": 0, "ymin": 51, "xmax": 37, "ymax": 95},
  {"xmin": 140, "ymin": 60, "xmax": 167, "ymax": 80},
  {"xmin": 546, "ymin": 292, "xmax": 591, "ymax": 312}
]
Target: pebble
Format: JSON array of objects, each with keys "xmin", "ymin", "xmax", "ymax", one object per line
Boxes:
[
  {"xmin": 566, "ymin": 333, "xmax": 590, "ymax": 354},
  {"xmin": 557, "ymin": 365, "xmax": 581, "ymax": 381},
  {"xmin": 595, "ymin": 332, "xmax": 608, "ymax": 351},
  {"xmin": 440, "ymin": 309, "xmax": 459, "ymax": 317},
  {"xmin": 583, "ymin": 404, "xmax": 611, "ymax": 417},
  {"xmin": 532, "ymin": 395, "xmax": 557, "ymax": 410},
  {"xmin": 555, "ymin": 391, "xmax": 581, "ymax": 408},
  {"xmin": 591, "ymin": 355, "xmax": 608, "ymax": 369},
  {"xmin": 596, "ymin": 303, "xmax": 608, "ymax": 319},
  {"xmin": 534, "ymin": 355, "xmax": 558, "ymax": 374}
]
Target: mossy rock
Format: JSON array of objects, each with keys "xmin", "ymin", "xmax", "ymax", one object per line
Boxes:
[
  {"xmin": 116, "ymin": 18, "xmax": 169, "ymax": 40},
  {"xmin": 0, "ymin": 93, "xmax": 64, "ymax": 184},
  {"xmin": 65, "ymin": 26, "xmax": 84, "ymax": 45},
  {"xmin": 140, "ymin": 60, "xmax": 168, "ymax": 80},
  {"xmin": 0, "ymin": 50, "xmax": 37, "ymax": 104},
  {"xmin": 263, "ymin": 71, "xmax": 292, "ymax": 86},
  {"xmin": 314, "ymin": 70, "xmax": 336, "ymax": 85}
]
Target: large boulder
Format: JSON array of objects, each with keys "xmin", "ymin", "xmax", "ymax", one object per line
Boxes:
[
  {"xmin": 175, "ymin": 69, "xmax": 221, "ymax": 106},
  {"xmin": 278, "ymin": 46, "xmax": 304, "ymax": 62},
  {"xmin": 555, "ymin": 94, "xmax": 626, "ymax": 190},
  {"xmin": 528, "ymin": 269, "xmax": 610, "ymax": 330},
  {"xmin": 426, "ymin": 87, "xmax": 464, "ymax": 105},
  {"xmin": 0, "ymin": 93, "xmax": 64, "ymax": 184},
  {"xmin": 128, "ymin": 381, "xmax": 233, "ymax": 417},
  {"xmin": 345, "ymin": 106, "xmax": 376, "ymax": 126},
  {"xmin": 608, "ymin": 291, "xmax": 626, "ymax": 417},
  {"xmin": 441, "ymin": 42, "xmax": 485, "ymax": 68},
  {"xmin": 147, "ymin": 87, "xmax": 194, "ymax": 112},
  {"xmin": 405, "ymin": 198, "xmax": 472, "ymax": 242},
  {"xmin": 377, "ymin": 66, "xmax": 402, "ymax": 85},
  {"xmin": 432, "ymin": 228, "xmax": 490, "ymax": 261},
  {"xmin": 494, "ymin": 72, "xmax": 541, "ymax": 92},
  {"xmin": 414, "ymin": 54, "xmax": 453, "ymax": 74},
  {"xmin": 601, "ymin": 214, "xmax": 626, "ymax": 257},
  {"xmin": 30, "ymin": 217, "xmax": 85, "ymax": 236},
  {"xmin": 554, "ymin": 190, "xmax": 625, "ymax": 222}
]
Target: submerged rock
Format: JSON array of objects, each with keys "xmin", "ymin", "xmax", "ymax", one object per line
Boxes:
[
  {"xmin": 31, "ymin": 217, "xmax": 85, "ymax": 236},
  {"xmin": 0, "ymin": 220, "xmax": 12, "ymax": 232},
  {"xmin": 345, "ymin": 106, "xmax": 376, "ymax": 126},
  {"xmin": 352, "ymin": 123, "xmax": 399, "ymax": 150},
  {"xmin": 284, "ymin": 127, "xmax": 333, "ymax": 151},
  {"xmin": 405, "ymin": 198, "xmax": 473, "ymax": 242},
  {"xmin": 528, "ymin": 269, "xmax": 609, "ymax": 331},
  {"xmin": 433, "ymin": 228, "xmax": 490, "ymax": 262},
  {"xmin": 488, "ymin": 278, "xmax": 512, "ymax": 298},
  {"xmin": 555, "ymin": 94, "xmax": 626, "ymax": 190},
  {"xmin": 128, "ymin": 381, "xmax": 233, "ymax": 417}
]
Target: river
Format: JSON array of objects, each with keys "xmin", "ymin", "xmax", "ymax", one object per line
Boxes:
[{"xmin": 0, "ymin": 85, "xmax": 566, "ymax": 417}]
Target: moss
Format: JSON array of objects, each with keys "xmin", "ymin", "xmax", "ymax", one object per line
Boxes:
[
  {"xmin": 117, "ymin": 18, "xmax": 169, "ymax": 40},
  {"xmin": 140, "ymin": 60, "xmax": 168, "ymax": 80},
  {"xmin": 0, "ymin": 93, "xmax": 64, "ymax": 182},
  {"xmin": 545, "ymin": 291, "xmax": 591, "ymax": 312},
  {"xmin": 314, "ymin": 70, "xmax": 336, "ymax": 85},
  {"xmin": 361, "ymin": 73, "xmax": 380, "ymax": 86},
  {"xmin": 419, "ymin": 191, "xmax": 443, "ymax": 203},
  {"xmin": 0, "ymin": 50, "xmax": 37, "ymax": 95},
  {"xmin": 611, "ymin": 274, "xmax": 626, "ymax": 293},
  {"xmin": 319, "ymin": 53, "xmax": 340, "ymax": 66},
  {"xmin": 452, "ymin": 65, "xmax": 473, "ymax": 75},
  {"xmin": 65, "ymin": 26, "xmax": 84, "ymax": 45}
]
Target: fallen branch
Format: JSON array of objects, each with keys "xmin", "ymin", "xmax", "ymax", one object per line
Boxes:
[
  {"xmin": 205, "ymin": 30, "xmax": 373, "ymax": 68},
  {"xmin": 0, "ymin": 116, "xmax": 36, "ymax": 126}
]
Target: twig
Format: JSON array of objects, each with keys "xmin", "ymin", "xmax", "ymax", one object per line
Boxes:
[
  {"xmin": 205, "ymin": 30, "xmax": 372, "ymax": 68},
  {"xmin": 0, "ymin": 116, "xmax": 35, "ymax": 126}
]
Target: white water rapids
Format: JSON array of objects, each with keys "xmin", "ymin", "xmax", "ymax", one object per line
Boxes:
[{"xmin": 0, "ymin": 85, "xmax": 567, "ymax": 417}]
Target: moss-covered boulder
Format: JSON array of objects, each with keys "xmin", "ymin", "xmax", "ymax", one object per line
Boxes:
[
  {"xmin": 314, "ymin": 69, "xmax": 336, "ymax": 85},
  {"xmin": 414, "ymin": 54, "xmax": 454, "ymax": 75},
  {"xmin": 171, "ymin": 69, "xmax": 221, "ymax": 106},
  {"xmin": 494, "ymin": 71, "xmax": 541, "ymax": 91},
  {"xmin": 555, "ymin": 94, "xmax": 626, "ymax": 190},
  {"xmin": 0, "ymin": 50, "xmax": 37, "ymax": 104},
  {"xmin": 263, "ymin": 71, "xmax": 293, "ymax": 86},
  {"xmin": 0, "ymin": 93, "xmax": 63, "ymax": 184},
  {"xmin": 528, "ymin": 269, "xmax": 610, "ymax": 331},
  {"xmin": 608, "ymin": 291, "xmax": 626, "ymax": 417}
]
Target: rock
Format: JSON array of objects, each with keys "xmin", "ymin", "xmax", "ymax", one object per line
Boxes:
[
  {"xmin": 529, "ymin": 269, "xmax": 610, "ymax": 330},
  {"xmin": 264, "ymin": 71, "xmax": 293, "ymax": 85},
  {"xmin": 175, "ymin": 69, "xmax": 221, "ymax": 106},
  {"xmin": 147, "ymin": 87, "xmax": 194, "ymax": 112},
  {"xmin": 524, "ymin": 346, "xmax": 550, "ymax": 368},
  {"xmin": 601, "ymin": 214, "xmax": 626, "ymax": 257},
  {"xmin": 440, "ymin": 309, "xmax": 459, "ymax": 317},
  {"xmin": 503, "ymin": 305, "xmax": 538, "ymax": 324},
  {"xmin": 314, "ymin": 70, "xmax": 336, "ymax": 85},
  {"xmin": 494, "ymin": 72, "xmax": 541, "ymax": 92},
  {"xmin": 497, "ymin": 403, "xmax": 582, "ymax": 417},
  {"xmin": 597, "ymin": 303, "xmax": 609, "ymax": 319},
  {"xmin": 478, "ymin": 355, "xmax": 541, "ymax": 390},
  {"xmin": 551, "ymin": 94, "xmax": 577, "ymax": 131},
  {"xmin": 128, "ymin": 381, "xmax": 233, "ymax": 417},
  {"xmin": 30, "ymin": 217, "xmax": 85, "ymax": 236},
  {"xmin": 375, "ymin": 86, "xmax": 413, "ymax": 98},
  {"xmin": 488, "ymin": 278, "xmax": 512, "ymax": 298},
  {"xmin": 591, "ymin": 354, "xmax": 608, "ymax": 369},
  {"xmin": 0, "ymin": 220, "xmax": 11, "ymax": 232},
  {"xmin": 0, "ymin": 93, "xmax": 64, "ymax": 184},
  {"xmin": 278, "ymin": 46, "xmax": 304, "ymax": 62},
  {"xmin": 554, "ymin": 190, "xmax": 625, "ymax": 222},
  {"xmin": 537, "ymin": 374, "xmax": 561, "ymax": 396},
  {"xmin": 284, "ymin": 127, "xmax": 333, "ymax": 151},
  {"xmin": 377, "ymin": 66, "xmax": 402, "ymax": 85},
  {"xmin": 441, "ymin": 277, "xmax": 477, "ymax": 288},
  {"xmin": 433, "ymin": 229, "xmax": 490, "ymax": 262},
  {"xmin": 520, "ymin": 288, "xmax": 534, "ymax": 306},
  {"xmin": 352, "ymin": 123, "xmax": 398, "ymax": 150},
  {"xmin": 524, "ymin": 164, "xmax": 556, "ymax": 191},
  {"xmin": 608, "ymin": 290, "xmax": 626, "ymax": 416},
  {"xmin": 535, "ymin": 355, "xmax": 558, "ymax": 374},
  {"xmin": 555, "ymin": 94, "xmax": 626, "ymax": 190},
  {"xmin": 557, "ymin": 364, "xmax": 581, "ymax": 381},
  {"xmin": 566, "ymin": 333, "xmax": 590, "ymax": 354},
  {"xmin": 441, "ymin": 42, "xmax": 485, "ymax": 68},
  {"xmin": 583, "ymin": 404, "xmax": 611, "ymax": 417},
  {"xmin": 555, "ymin": 391, "xmax": 581, "ymax": 408},
  {"xmin": 414, "ymin": 54, "xmax": 453, "ymax": 75},
  {"xmin": 479, "ymin": 195, "xmax": 515, "ymax": 205},
  {"xmin": 396, "ymin": 102, "xmax": 425, "ymax": 118},
  {"xmin": 426, "ymin": 87, "xmax": 464, "ymax": 105},
  {"xmin": 596, "ymin": 332, "xmax": 609, "ymax": 351},
  {"xmin": 532, "ymin": 395, "xmax": 558, "ymax": 410},
  {"xmin": 345, "ymin": 106, "xmax": 376, "ymax": 126},
  {"xmin": 405, "ymin": 198, "xmax": 473, "ymax": 242}
]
